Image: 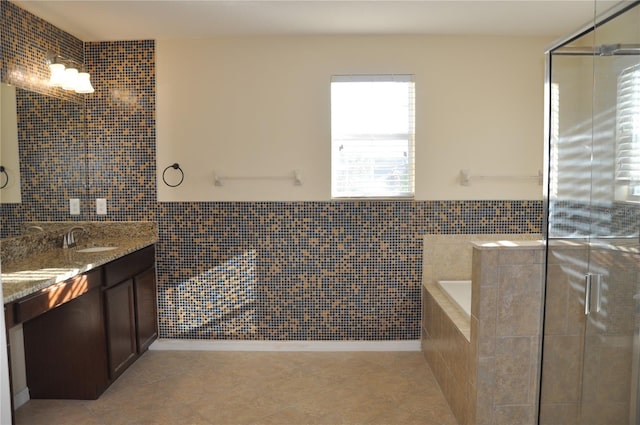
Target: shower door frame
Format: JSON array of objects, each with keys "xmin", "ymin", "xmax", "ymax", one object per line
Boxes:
[{"xmin": 541, "ymin": 1, "xmax": 640, "ymax": 424}]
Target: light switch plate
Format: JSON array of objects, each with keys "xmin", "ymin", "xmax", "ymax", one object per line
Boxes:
[
  {"xmin": 69, "ymin": 198, "xmax": 80, "ymax": 215},
  {"xmin": 96, "ymin": 198, "xmax": 107, "ymax": 215}
]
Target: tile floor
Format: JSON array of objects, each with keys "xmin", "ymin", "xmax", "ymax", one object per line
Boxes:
[{"xmin": 15, "ymin": 350, "xmax": 458, "ymax": 425}]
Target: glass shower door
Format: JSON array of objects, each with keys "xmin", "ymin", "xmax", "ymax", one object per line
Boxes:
[
  {"xmin": 541, "ymin": 47, "xmax": 596, "ymax": 425},
  {"xmin": 541, "ymin": 2, "xmax": 640, "ymax": 424},
  {"xmin": 581, "ymin": 6, "xmax": 640, "ymax": 422}
]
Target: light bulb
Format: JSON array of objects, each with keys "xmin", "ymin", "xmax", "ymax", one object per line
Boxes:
[
  {"xmin": 75, "ymin": 72, "xmax": 95, "ymax": 94},
  {"xmin": 62, "ymin": 67, "xmax": 79, "ymax": 91},
  {"xmin": 48, "ymin": 62, "xmax": 66, "ymax": 87}
]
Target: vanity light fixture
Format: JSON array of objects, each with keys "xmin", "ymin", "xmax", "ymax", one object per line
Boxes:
[
  {"xmin": 47, "ymin": 52, "xmax": 94, "ymax": 94},
  {"xmin": 61, "ymin": 65, "xmax": 79, "ymax": 91},
  {"xmin": 75, "ymin": 70, "xmax": 95, "ymax": 94},
  {"xmin": 48, "ymin": 56, "xmax": 66, "ymax": 87}
]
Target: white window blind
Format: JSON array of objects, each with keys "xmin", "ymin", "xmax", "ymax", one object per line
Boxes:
[
  {"xmin": 331, "ymin": 75, "xmax": 415, "ymax": 198},
  {"xmin": 615, "ymin": 64, "xmax": 640, "ymax": 184}
]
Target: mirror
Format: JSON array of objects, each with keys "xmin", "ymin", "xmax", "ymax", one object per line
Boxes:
[
  {"xmin": 0, "ymin": 82, "xmax": 87, "ymax": 238},
  {"xmin": 0, "ymin": 83, "xmax": 22, "ymax": 205}
]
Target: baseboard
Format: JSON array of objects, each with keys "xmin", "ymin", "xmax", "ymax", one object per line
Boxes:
[
  {"xmin": 149, "ymin": 339, "xmax": 421, "ymax": 352},
  {"xmin": 13, "ymin": 387, "xmax": 29, "ymax": 409}
]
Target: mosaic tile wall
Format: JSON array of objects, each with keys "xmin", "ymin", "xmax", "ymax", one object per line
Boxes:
[
  {"xmin": 84, "ymin": 40, "xmax": 157, "ymax": 222},
  {"xmin": 2, "ymin": 0, "xmax": 545, "ymax": 340},
  {"xmin": 1, "ymin": 89, "xmax": 85, "ymax": 237},
  {"xmin": 1, "ymin": 0, "xmax": 86, "ymax": 237},
  {"xmin": 156, "ymin": 201, "xmax": 543, "ymax": 340},
  {"xmin": 0, "ymin": 0, "xmax": 156, "ymax": 236},
  {"xmin": 0, "ymin": 0, "xmax": 82, "ymax": 102}
]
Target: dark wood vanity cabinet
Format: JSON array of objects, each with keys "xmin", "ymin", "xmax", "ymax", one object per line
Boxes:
[
  {"xmin": 104, "ymin": 278, "xmax": 137, "ymax": 380},
  {"xmin": 134, "ymin": 266, "xmax": 159, "ymax": 353},
  {"xmin": 103, "ymin": 245, "xmax": 157, "ymax": 380},
  {"xmin": 23, "ymin": 269, "xmax": 109, "ymax": 399},
  {"xmin": 19, "ymin": 245, "xmax": 158, "ymax": 399}
]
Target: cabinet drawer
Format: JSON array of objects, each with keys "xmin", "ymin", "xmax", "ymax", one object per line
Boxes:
[
  {"xmin": 15, "ymin": 269, "xmax": 102, "ymax": 324},
  {"xmin": 104, "ymin": 245, "xmax": 155, "ymax": 288}
]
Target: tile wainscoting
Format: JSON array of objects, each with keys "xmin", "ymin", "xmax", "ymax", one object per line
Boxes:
[{"xmin": 156, "ymin": 201, "xmax": 542, "ymax": 340}]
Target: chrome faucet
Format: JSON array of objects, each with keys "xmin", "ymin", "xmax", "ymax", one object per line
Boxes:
[{"xmin": 63, "ymin": 226, "xmax": 86, "ymax": 249}]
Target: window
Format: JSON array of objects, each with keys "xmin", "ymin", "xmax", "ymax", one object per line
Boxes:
[
  {"xmin": 331, "ymin": 75, "xmax": 415, "ymax": 198},
  {"xmin": 615, "ymin": 64, "xmax": 640, "ymax": 200}
]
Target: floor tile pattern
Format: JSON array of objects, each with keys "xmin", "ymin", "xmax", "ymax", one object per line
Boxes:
[{"xmin": 15, "ymin": 351, "xmax": 458, "ymax": 425}]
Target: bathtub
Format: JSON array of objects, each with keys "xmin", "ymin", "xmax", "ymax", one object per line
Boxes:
[{"xmin": 436, "ymin": 280, "xmax": 471, "ymax": 320}]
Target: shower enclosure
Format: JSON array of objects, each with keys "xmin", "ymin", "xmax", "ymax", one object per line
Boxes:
[{"xmin": 540, "ymin": 2, "xmax": 640, "ymax": 424}]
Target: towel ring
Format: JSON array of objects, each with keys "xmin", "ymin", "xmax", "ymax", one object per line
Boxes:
[
  {"xmin": 162, "ymin": 163, "xmax": 184, "ymax": 187},
  {"xmin": 0, "ymin": 166, "xmax": 8, "ymax": 189}
]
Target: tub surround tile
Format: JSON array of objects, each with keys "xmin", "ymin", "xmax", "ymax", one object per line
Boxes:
[
  {"xmin": 494, "ymin": 404, "xmax": 536, "ymax": 425},
  {"xmin": 422, "ymin": 285, "xmax": 471, "ymax": 425},
  {"xmin": 475, "ymin": 356, "xmax": 495, "ymax": 425},
  {"xmin": 496, "ymin": 264, "xmax": 544, "ymax": 337},
  {"xmin": 493, "ymin": 337, "xmax": 534, "ymax": 405},
  {"xmin": 424, "ymin": 284, "xmax": 470, "ymax": 341},
  {"xmin": 471, "ymin": 243, "xmax": 545, "ymax": 424},
  {"xmin": 423, "ymin": 234, "xmax": 541, "ymax": 288},
  {"xmin": 424, "ymin": 237, "xmax": 545, "ymax": 425}
]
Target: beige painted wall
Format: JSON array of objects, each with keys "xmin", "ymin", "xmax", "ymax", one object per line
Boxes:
[{"xmin": 157, "ymin": 35, "xmax": 551, "ymax": 201}]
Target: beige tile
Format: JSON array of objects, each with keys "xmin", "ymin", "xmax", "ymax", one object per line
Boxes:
[
  {"xmin": 598, "ymin": 336, "xmax": 632, "ymax": 403},
  {"xmin": 493, "ymin": 337, "xmax": 533, "ymax": 405},
  {"xmin": 473, "ymin": 249, "xmax": 499, "ymax": 288},
  {"xmin": 580, "ymin": 401, "xmax": 629, "ymax": 425},
  {"xmin": 539, "ymin": 402, "xmax": 579, "ymax": 425},
  {"xmin": 16, "ymin": 351, "xmax": 458, "ymax": 425},
  {"xmin": 496, "ymin": 264, "xmax": 544, "ymax": 337},
  {"xmin": 477, "ymin": 292, "xmax": 496, "ymax": 357},
  {"xmin": 528, "ymin": 337, "xmax": 542, "ymax": 405},
  {"xmin": 498, "ymin": 248, "xmax": 541, "ymax": 265},
  {"xmin": 546, "ymin": 246, "xmax": 588, "ymax": 337},
  {"xmin": 540, "ymin": 335, "xmax": 582, "ymax": 404},
  {"xmin": 14, "ymin": 400, "xmax": 102, "ymax": 425},
  {"xmin": 471, "ymin": 275, "xmax": 480, "ymax": 319},
  {"xmin": 368, "ymin": 405, "xmax": 457, "ymax": 425},
  {"xmin": 543, "ymin": 264, "xmax": 570, "ymax": 335},
  {"xmin": 494, "ymin": 404, "xmax": 536, "ymax": 425},
  {"xmin": 475, "ymin": 356, "xmax": 495, "ymax": 425}
]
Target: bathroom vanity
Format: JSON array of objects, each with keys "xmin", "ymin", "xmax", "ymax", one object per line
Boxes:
[{"xmin": 2, "ymin": 222, "xmax": 158, "ymax": 401}]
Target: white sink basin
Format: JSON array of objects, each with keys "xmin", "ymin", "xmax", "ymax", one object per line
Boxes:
[{"xmin": 75, "ymin": 246, "xmax": 118, "ymax": 253}]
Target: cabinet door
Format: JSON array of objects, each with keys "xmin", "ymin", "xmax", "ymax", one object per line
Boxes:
[
  {"xmin": 135, "ymin": 267, "xmax": 158, "ymax": 353},
  {"xmin": 104, "ymin": 279, "xmax": 137, "ymax": 380},
  {"xmin": 24, "ymin": 278, "xmax": 108, "ymax": 399}
]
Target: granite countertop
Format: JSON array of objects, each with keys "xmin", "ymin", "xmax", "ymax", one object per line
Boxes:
[{"xmin": 2, "ymin": 235, "xmax": 157, "ymax": 304}]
